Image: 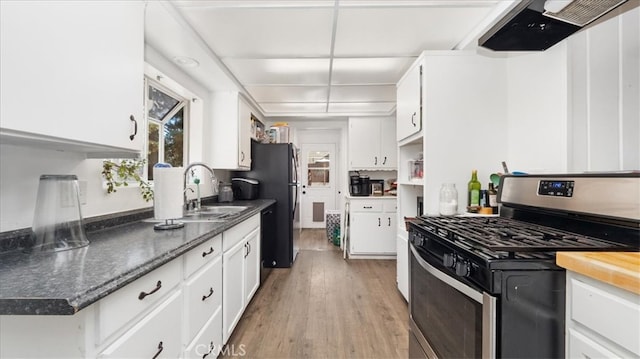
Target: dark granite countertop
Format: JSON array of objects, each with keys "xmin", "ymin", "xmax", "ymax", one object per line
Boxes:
[{"xmin": 0, "ymin": 199, "xmax": 275, "ymax": 315}]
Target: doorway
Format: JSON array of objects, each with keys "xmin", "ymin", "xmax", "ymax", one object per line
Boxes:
[{"xmin": 300, "ymin": 143, "xmax": 336, "ymax": 228}]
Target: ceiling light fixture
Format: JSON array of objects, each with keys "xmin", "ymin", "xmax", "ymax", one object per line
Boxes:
[{"xmin": 173, "ymin": 56, "xmax": 200, "ymax": 68}]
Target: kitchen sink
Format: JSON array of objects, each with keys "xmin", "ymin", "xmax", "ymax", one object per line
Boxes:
[{"xmin": 144, "ymin": 206, "xmax": 249, "ymax": 224}]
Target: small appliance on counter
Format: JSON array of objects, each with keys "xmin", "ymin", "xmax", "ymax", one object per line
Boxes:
[
  {"xmin": 349, "ymin": 173, "xmax": 370, "ymax": 196},
  {"xmin": 231, "ymin": 177, "xmax": 259, "ymax": 200},
  {"xmin": 218, "ymin": 182, "xmax": 234, "ymax": 202}
]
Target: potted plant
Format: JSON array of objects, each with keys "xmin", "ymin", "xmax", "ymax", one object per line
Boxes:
[{"xmin": 102, "ymin": 159, "xmax": 153, "ymax": 201}]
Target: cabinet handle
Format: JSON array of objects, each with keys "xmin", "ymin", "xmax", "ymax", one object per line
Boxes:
[
  {"xmin": 138, "ymin": 280, "xmax": 162, "ymax": 300},
  {"xmin": 202, "ymin": 287, "xmax": 214, "ymax": 301},
  {"xmin": 383, "ymin": 156, "xmax": 387, "ymax": 165},
  {"xmin": 411, "ymin": 112, "xmax": 416, "ymax": 127},
  {"xmin": 241, "ymin": 151, "xmax": 245, "ymax": 161},
  {"xmin": 244, "ymin": 243, "xmax": 249, "ymax": 258},
  {"xmin": 363, "ymin": 206, "xmax": 373, "ymax": 209},
  {"xmin": 374, "ymin": 156, "xmax": 378, "ymax": 165},
  {"xmin": 247, "ymin": 242, "xmax": 251, "ymax": 255},
  {"xmin": 202, "ymin": 247, "xmax": 214, "ymax": 257},
  {"xmin": 378, "ymin": 218, "xmax": 381, "ymax": 226},
  {"xmin": 202, "ymin": 341, "xmax": 214, "ymax": 359},
  {"xmin": 129, "ymin": 115, "xmax": 137, "ymax": 141},
  {"xmin": 388, "ymin": 217, "xmax": 391, "ymax": 226},
  {"xmin": 152, "ymin": 341, "xmax": 163, "ymax": 359}
]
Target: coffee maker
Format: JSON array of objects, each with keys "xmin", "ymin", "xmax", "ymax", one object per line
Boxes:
[{"xmin": 349, "ymin": 173, "xmax": 371, "ymax": 196}]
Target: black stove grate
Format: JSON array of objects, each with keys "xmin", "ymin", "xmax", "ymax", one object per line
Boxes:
[{"xmin": 416, "ymin": 216, "xmax": 636, "ymax": 254}]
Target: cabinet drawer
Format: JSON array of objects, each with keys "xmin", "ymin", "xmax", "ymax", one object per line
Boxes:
[
  {"xmin": 184, "ymin": 308, "xmax": 223, "ymax": 359},
  {"xmin": 98, "ymin": 259, "xmax": 181, "ymax": 344},
  {"xmin": 568, "ymin": 329, "xmax": 618, "ymax": 359},
  {"xmin": 223, "ymin": 214, "xmax": 260, "ymax": 252},
  {"xmin": 383, "ymin": 201, "xmax": 397, "ymax": 213},
  {"xmin": 184, "ymin": 234, "xmax": 222, "ymax": 279},
  {"xmin": 99, "ymin": 290, "xmax": 183, "ymax": 358},
  {"xmin": 350, "ymin": 201, "xmax": 382, "ymax": 212},
  {"xmin": 570, "ymin": 277, "xmax": 640, "ymax": 356},
  {"xmin": 185, "ymin": 256, "xmax": 222, "ymax": 341}
]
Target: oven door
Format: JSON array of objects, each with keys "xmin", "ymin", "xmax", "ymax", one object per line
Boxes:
[{"xmin": 409, "ymin": 243, "xmax": 496, "ymax": 359}]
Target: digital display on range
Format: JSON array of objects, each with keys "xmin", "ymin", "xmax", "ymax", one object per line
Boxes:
[{"xmin": 538, "ymin": 180, "xmax": 574, "ymax": 197}]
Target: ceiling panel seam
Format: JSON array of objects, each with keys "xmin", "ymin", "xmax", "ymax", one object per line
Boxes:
[{"xmin": 325, "ymin": 0, "xmax": 341, "ymax": 113}]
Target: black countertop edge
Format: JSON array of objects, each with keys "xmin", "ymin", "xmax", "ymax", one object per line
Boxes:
[{"xmin": 0, "ymin": 199, "xmax": 275, "ymax": 316}]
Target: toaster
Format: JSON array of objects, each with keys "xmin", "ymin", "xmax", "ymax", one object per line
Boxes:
[{"xmin": 231, "ymin": 178, "xmax": 259, "ymax": 200}]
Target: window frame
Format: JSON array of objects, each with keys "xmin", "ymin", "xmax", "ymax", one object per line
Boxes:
[{"xmin": 144, "ymin": 76, "xmax": 190, "ymax": 180}]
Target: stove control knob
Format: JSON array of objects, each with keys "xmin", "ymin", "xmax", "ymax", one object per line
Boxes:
[
  {"xmin": 455, "ymin": 260, "xmax": 471, "ymax": 277},
  {"xmin": 443, "ymin": 253, "xmax": 456, "ymax": 268}
]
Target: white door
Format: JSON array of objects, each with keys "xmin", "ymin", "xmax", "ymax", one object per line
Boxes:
[{"xmin": 300, "ymin": 143, "xmax": 336, "ymax": 228}]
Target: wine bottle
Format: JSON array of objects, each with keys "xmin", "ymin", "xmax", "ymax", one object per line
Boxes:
[
  {"xmin": 488, "ymin": 182, "xmax": 498, "ymax": 214},
  {"xmin": 467, "ymin": 170, "xmax": 481, "ymax": 211}
]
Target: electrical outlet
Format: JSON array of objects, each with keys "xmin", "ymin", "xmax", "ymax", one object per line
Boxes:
[{"xmin": 79, "ymin": 180, "xmax": 87, "ymax": 205}]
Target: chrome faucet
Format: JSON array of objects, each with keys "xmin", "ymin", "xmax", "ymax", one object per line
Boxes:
[{"xmin": 183, "ymin": 162, "xmax": 217, "ymax": 210}]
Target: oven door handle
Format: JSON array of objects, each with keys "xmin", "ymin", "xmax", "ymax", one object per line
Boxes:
[{"xmin": 410, "ymin": 244, "xmax": 483, "ymax": 302}]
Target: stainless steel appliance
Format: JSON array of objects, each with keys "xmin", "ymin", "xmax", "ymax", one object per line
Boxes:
[
  {"xmin": 236, "ymin": 141, "xmax": 300, "ymax": 268},
  {"xmin": 407, "ymin": 173, "xmax": 639, "ymax": 358}
]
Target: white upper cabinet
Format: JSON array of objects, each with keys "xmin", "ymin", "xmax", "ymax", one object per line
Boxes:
[
  {"xmin": 349, "ymin": 116, "xmax": 397, "ymax": 170},
  {"xmin": 396, "ymin": 60, "xmax": 422, "ymax": 141},
  {"xmin": 0, "ymin": 1, "xmax": 144, "ymax": 157},
  {"xmin": 209, "ymin": 92, "xmax": 256, "ymax": 170}
]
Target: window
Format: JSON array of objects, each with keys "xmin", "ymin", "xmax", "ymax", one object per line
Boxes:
[{"xmin": 145, "ymin": 78, "xmax": 188, "ymax": 180}]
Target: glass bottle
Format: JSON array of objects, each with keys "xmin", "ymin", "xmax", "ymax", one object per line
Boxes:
[
  {"xmin": 488, "ymin": 182, "xmax": 498, "ymax": 214},
  {"xmin": 439, "ymin": 183, "xmax": 458, "ymax": 216},
  {"xmin": 467, "ymin": 170, "xmax": 481, "ymax": 211}
]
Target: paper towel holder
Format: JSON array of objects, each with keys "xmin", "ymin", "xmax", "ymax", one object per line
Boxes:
[{"xmin": 154, "ymin": 218, "xmax": 184, "ymax": 230}]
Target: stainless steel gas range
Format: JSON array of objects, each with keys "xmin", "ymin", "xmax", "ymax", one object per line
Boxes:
[{"xmin": 407, "ymin": 173, "xmax": 639, "ymax": 359}]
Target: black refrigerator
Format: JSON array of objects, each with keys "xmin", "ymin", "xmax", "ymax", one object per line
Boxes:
[{"xmin": 241, "ymin": 140, "xmax": 300, "ymax": 268}]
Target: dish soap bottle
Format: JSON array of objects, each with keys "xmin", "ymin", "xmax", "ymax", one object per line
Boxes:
[{"xmin": 467, "ymin": 170, "xmax": 481, "ymax": 212}]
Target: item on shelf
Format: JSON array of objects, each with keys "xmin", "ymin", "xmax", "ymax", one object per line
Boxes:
[
  {"xmin": 409, "ymin": 159, "xmax": 424, "ymax": 181},
  {"xmin": 467, "ymin": 170, "xmax": 481, "ymax": 213},
  {"xmin": 268, "ymin": 122, "xmax": 290, "ymax": 143},
  {"xmin": 386, "ymin": 179, "xmax": 398, "ymax": 196},
  {"xmin": 371, "ymin": 179, "xmax": 384, "ymax": 196},
  {"xmin": 439, "ymin": 183, "xmax": 458, "ymax": 216}
]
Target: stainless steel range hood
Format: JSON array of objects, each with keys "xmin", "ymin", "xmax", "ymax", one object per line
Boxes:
[{"xmin": 479, "ymin": 0, "xmax": 629, "ymax": 51}]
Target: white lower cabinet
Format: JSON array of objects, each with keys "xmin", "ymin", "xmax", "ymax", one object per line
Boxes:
[
  {"xmin": 566, "ymin": 271, "xmax": 640, "ymax": 358},
  {"xmin": 348, "ymin": 198, "xmax": 397, "ymax": 256},
  {"xmin": 0, "ymin": 216, "xmax": 261, "ymax": 358},
  {"xmin": 222, "ymin": 214, "xmax": 261, "ymax": 344},
  {"xmin": 99, "ymin": 291, "xmax": 183, "ymax": 358},
  {"xmin": 396, "ymin": 232, "xmax": 409, "ymax": 301}
]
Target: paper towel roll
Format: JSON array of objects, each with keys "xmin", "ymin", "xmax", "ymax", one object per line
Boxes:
[{"xmin": 153, "ymin": 167, "xmax": 183, "ymax": 220}]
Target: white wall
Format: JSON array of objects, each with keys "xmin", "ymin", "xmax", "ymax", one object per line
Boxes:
[
  {"xmin": 567, "ymin": 6, "xmax": 639, "ymax": 171},
  {"xmin": 0, "ymin": 47, "xmax": 214, "ymax": 232},
  {"xmin": 506, "ymin": 43, "xmax": 569, "ymax": 173}
]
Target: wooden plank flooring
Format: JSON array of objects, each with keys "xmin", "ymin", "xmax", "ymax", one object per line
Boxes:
[{"xmin": 222, "ymin": 229, "xmax": 409, "ymax": 358}]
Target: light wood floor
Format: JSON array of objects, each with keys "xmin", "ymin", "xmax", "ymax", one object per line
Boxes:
[{"xmin": 222, "ymin": 229, "xmax": 409, "ymax": 358}]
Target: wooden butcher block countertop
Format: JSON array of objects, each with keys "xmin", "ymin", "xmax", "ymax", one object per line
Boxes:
[{"xmin": 557, "ymin": 252, "xmax": 640, "ymax": 295}]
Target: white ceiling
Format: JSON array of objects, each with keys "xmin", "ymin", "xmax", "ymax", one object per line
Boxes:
[{"xmin": 145, "ymin": 0, "xmax": 518, "ymax": 118}]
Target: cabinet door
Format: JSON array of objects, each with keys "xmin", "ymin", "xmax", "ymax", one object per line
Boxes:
[
  {"xmin": 379, "ymin": 118, "xmax": 398, "ymax": 169},
  {"xmin": 99, "ymin": 291, "xmax": 183, "ymax": 359},
  {"xmin": 222, "ymin": 238, "xmax": 246, "ymax": 344},
  {"xmin": 184, "ymin": 256, "xmax": 222, "ymax": 342},
  {"xmin": 396, "ymin": 234, "xmax": 409, "ymax": 301},
  {"xmin": 238, "ymin": 98, "xmax": 252, "ymax": 168},
  {"xmin": 244, "ymin": 228, "xmax": 261, "ymax": 305},
  {"xmin": 349, "ymin": 118, "xmax": 381, "ymax": 169},
  {"xmin": 0, "ymin": 1, "xmax": 144, "ymax": 153},
  {"xmin": 396, "ymin": 62, "xmax": 422, "ymax": 141}
]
